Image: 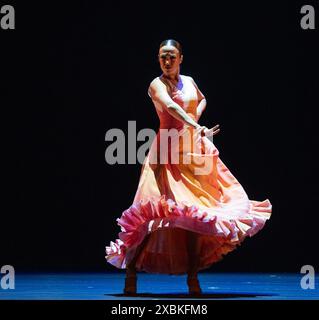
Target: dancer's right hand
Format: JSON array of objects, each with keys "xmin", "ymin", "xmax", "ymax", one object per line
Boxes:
[{"xmin": 199, "ymin": 124, "xmax": 220, "ymax": 137}]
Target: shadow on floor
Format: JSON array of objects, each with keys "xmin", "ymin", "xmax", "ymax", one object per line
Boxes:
[{"xmin": 106, "ymin": 292, "xmax": 276, "ymax": 299}]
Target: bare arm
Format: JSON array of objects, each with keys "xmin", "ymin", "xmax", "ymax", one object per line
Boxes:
[
  {"xmin": 189, "ymin": 76, "xmax": 221, "ymax": 137},
  {"xmin": 149, "ymin": 78, "xmax": 201, "ymax": 129},
  {"xmin": 189, "ymin": 77, "xmax": 206, "ymax": 121}
]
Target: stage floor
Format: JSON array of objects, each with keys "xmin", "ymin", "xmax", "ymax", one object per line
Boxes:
[{"xmin": 0, "ymin": 273, "xmax": 318, "ymax": 300}]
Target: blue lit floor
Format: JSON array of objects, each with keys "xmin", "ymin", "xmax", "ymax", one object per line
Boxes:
[{"xmin": 0, "ymin": 273, "xmax": 318, "ymax": 300}]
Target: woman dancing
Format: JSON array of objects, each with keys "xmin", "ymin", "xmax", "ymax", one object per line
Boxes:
[{"xmin": 105, "ymin": 39, "xmax": 272, "ymax": 295}]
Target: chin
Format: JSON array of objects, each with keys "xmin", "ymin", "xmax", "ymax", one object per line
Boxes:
[{"xmin": 163, "ymin": 70, "xmax": 173, "ymax": 75}]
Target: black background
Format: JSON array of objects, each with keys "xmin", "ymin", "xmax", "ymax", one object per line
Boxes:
[{"xmin": 1, "ymin": 0, "xmax": 318, "ymax": 273}]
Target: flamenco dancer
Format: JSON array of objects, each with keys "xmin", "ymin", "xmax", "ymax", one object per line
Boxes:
[{"xmin": 106, "ymin": 39, "xmax": 272, "ymax": 295}]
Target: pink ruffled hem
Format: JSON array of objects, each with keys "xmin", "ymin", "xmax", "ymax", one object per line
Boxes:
[{"xmin": 105, "ymin": 195, "xmax": 272, "ymax": 274}]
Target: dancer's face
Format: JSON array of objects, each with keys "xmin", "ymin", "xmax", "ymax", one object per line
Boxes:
[{"xmin": 158, "ymin": 45, "xmax": 183, "ymax": 77}]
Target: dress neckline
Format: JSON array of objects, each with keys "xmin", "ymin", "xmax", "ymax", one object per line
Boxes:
[{"xmin": 159, "ymin": 74, "xmax": 183, "ymax": 92}]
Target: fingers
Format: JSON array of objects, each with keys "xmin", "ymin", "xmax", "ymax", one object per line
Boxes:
[
  {"xmin": 212, "ymin": 124, "xmax": 220, "ymax": 136},
  {"xmin": 197, "ymin": 124, "xmax": 221, "ymax": 137},
  {"xmin": 212, "ymin": 128, "xmax": 220, "ymax": 136},
  {"xmin": 203, "ymin": 124, "xmax": 221, "ymax": 137}
]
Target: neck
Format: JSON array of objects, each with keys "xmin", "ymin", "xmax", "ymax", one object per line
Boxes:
[{"xmin": 162, "ymin": 71, "xmax": 180, "ymax": 82}]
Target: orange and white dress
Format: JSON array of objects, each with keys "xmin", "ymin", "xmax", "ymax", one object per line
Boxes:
[{"xmin": 105, "ymin": 75, "xmax": 272, "ymax": 274}]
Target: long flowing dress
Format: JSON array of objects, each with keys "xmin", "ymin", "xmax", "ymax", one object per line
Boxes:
[{"xmin": 105, "ymin": 75, "xmax": 272, "ymax": 275}]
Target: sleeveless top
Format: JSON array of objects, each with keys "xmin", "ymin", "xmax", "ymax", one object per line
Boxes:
[{"xmin": 148, "ymin": 75, "xmax": 199, "ymax": 130}]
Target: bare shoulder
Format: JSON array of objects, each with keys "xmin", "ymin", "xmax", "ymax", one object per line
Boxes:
[
  {"xmin": 149, "ymin": 77, "xmax": 167, "ymax": 93},
  {"xmin": 182, "ymin": 75, "xmax": 205, "ymax": 97},
  {"xmin": 149, "ymin": 77, "xmax": 161, "ymax": 88},
  {"xmin": 180, "ymin": 74, "xmax": 196, "ymax": 85}
]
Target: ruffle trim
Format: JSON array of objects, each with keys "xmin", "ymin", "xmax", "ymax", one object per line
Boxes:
[{"xmin": 105, "ymin": 195, "xmax": 272, "ymax": 270}]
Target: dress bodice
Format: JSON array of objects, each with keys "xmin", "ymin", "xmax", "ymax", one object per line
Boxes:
[{"xmin": 148, "ymin": 75, "xmax": 198, "ymax": 130}]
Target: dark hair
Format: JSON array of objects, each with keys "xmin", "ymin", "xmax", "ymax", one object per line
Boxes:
[{"xmin": 159, "ymin": 39, "xmax": 183, "ymax": 55}]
